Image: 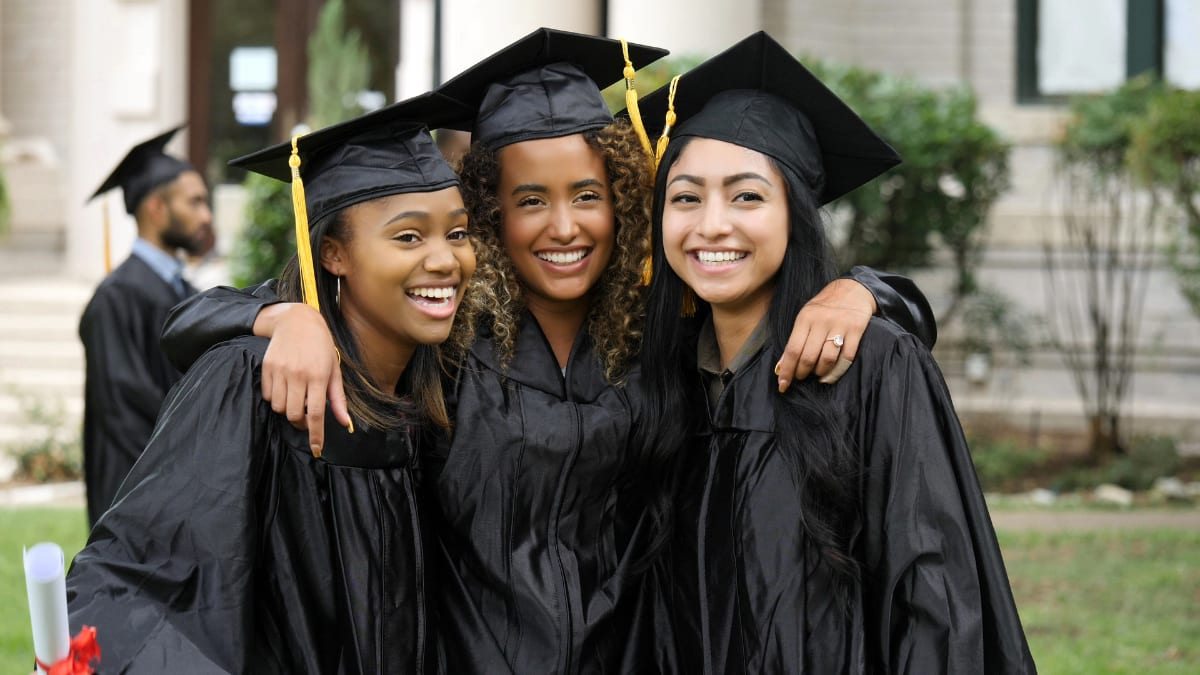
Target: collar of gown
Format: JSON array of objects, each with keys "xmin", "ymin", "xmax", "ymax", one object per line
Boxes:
[{"xmin": 469, "ymin": 310, "xmax": 613, "ymax": 402}]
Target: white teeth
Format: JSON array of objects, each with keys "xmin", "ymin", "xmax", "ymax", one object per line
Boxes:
[
  {"xmin": 696, "ymin": 250, "xmax": 747, "ymax": 264},
  {"xmin": 536, "ymin": 249, "xmax": 588, "ymax": 264},
  {"xmin": 408, "ymin": 287, "xmax": 455, "ymax": 300}
]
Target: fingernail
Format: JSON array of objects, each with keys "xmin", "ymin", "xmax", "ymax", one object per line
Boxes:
[
  {"xmin": 774, "ymin": 362, "xmax": 781, "ymax": 376},
  {"xmin": 347, "ymin": 419, "xmax": 355, "ymax": 434},
  {"xmin": 818, "ymin": 375, "xmax": 835, "ymax": 385},
  {"xmin": 311, "ymin": 444, "xmax": 323, "ymax": 458}
]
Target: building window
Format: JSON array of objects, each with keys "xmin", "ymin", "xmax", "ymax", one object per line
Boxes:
[
  {"xmin": 1165, "ymin": 0, "xmax": 1200, "ymax": 88},
  {"xmin": 1016, "ymin": 0, "xmax": 1198, "ymax": 102}
]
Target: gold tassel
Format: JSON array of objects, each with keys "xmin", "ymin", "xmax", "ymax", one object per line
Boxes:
[
  {"xmin": 642, "ymin": 75, "xmax": 682, "ymax": 287},
  {"xmin": 289, "ymin": 135, "xmax": 321, "ymax": 312},
  {"xmin": 288, "ymin": 135, "xmax": 353, "ymax": 435},
  {"xmin": 620, "ymin": 39, "xmax": 654, "ymax": 161},
  {"xmin": 654, "ymin": 75, "xmax": 681, "ymax": 170},
  {"xmin": 102, "ymin": 197, "xmax": 112, "ymax": 274}
]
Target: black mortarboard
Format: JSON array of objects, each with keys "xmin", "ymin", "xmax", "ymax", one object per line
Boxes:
[
  {"xmin": 638, "ymin": 32, "xmax": 900, "ymax": 204},
  {"xmin": 229, "ymin": 91, "xmax": 464, "ymax": 225},
  {"xmin": 89, "ymin": 125, "xmax": 193, "ymax": 215},
  {"xmin": 435, "ymin": 28, "xmax": 668, "ymax": 150},
  {"xmin": 227, "ymin": 92, "xmax": 467, "ymax": 337}
]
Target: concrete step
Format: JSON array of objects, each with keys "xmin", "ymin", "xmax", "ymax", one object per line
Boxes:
[
  {"xmin": 0, "ymin": 391, "xmax": 83, "ymax": 422},
  {"xmin": 0, "ymin": 422, "xmax": 79, "ymax": 449},
  {"xmin": 0, "ymin": 314, "xmax": 83, "ymax": 340},
  {"xmin": 0, "ymin": 367, "xmax": 84, "ymax": 395},
  {"xmin": 0, "ymin": 339, "xmax": 83, "ymax": 370},
  {"xmin": 0, "ymin": 279, "xmax": 92, "ymax": 310}
]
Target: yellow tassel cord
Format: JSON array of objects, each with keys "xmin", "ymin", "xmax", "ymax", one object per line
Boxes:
[
  {"xmin": 654, "ymin": 75, "xmax": 681, "ymax": 170},
  {"xmin": 288, "ymin": 135, "xmax": 353, "ymax": 434},
  {"xmin": 642, "ymin": 75, "xmax": 682, "ymax": 287},
  {"xmin": 289, "ymin": 136, "xmax": 321, "ymax": 312},
  {"xmin": 620, "ymin": 39, "xmax": 654, "ymax": 161},
  {"xmin": 102, "ymin": 197, "xmax": 113, "ymax": 274}
]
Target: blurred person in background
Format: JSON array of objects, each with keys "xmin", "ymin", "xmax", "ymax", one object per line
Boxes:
[{"xmin": 79, "ymin": 125, "xmax": 212, "ymax": 527}]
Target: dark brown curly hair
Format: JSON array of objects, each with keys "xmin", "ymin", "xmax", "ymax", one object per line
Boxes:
[{"xmin": 446, "ymin": 117, "xmax": 653, "ymax": 382}]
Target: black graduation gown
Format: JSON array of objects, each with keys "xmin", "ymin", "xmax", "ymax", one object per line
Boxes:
[
  {"xmin": 659, "ymin": 318, "xmax": 1035, "ymax": 674},
  {"xmin": 66, "ymin": 337, "xmax": 432, "ymax": 674},
  {"xmin": 156, "ymin": 268, "xmax": 937, "ymax": 675},
  {"xmin": 78, "ymin": 254, "xmax": 194, "ymax": 526},
  {"xmin": 428, "ymin": 315, "xmax": 649, "ymax": 675}
]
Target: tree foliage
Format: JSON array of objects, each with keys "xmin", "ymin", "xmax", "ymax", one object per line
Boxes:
[
  {"xmin": 1044, "ymin": 76, "xmax": 1165, "ymax": 459},
  {"xmin": 231, "ymin": 0, "xmax": 370, "ymax": 286},
  {"xmin": 807, "ymin": 61, "xmax": 1011, "ymax": 320},
  {"xmin": 306, "ymin": 0, "xmax": 371, "ymax": 129},
  {"xmin": 1128, "ymin": 86, "xmax": 1200, "ymax": 315}
]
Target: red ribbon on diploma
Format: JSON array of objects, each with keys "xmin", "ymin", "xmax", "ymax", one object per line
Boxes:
[{"xmin": 35, "ymin": 626, "xmax": 101, "ymax": 675}]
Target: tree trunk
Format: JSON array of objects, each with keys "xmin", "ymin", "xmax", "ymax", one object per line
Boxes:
[{"xmin": 1088, "ymin": 413, "xmax": 1126, "ymax": 459}]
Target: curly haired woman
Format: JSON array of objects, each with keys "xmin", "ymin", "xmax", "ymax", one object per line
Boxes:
[{"xmin": 161, "ymin": 29, "xmax": 937, "ymax": 674}]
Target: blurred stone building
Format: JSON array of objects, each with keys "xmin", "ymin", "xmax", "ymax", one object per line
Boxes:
[{"xmin": 1, "ymin": 0, "xmax": 1197, "ymax": 448}]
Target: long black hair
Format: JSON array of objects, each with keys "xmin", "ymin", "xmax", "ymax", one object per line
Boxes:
[
  {"xmin": 637, "ymin": 136, "xmax": 859, "ymax": 592},
  {"xmin": 278, "ymin": 208, "xmax": 451, "ymax": 431}
]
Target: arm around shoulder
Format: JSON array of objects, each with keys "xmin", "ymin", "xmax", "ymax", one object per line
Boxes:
[{"xmin": 161, "ymin": 280, "xmax": 281, "ymax": 371}]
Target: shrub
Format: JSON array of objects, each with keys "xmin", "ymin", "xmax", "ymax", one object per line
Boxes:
[
  {"xmin": 968, "ymin": 436, "xmax": 1047, "ymax": 492},
  {"xmin": 1103, "ymin": 435, "xmax": 1180, "ymax": 491},
  {"xmin": 806, "ymin": 60, "xmax": 1011, "ymax": 315},
  {"xmin": 3, "ymin": 390, "xmax": 82, "ymax": 483},
  {"xmin": 230, "ymin": 0, "xmax": 370, "ymax": 286},
  {"xmin": 229, "ymin": 172, "xmax": 293, "ymax": 287}
]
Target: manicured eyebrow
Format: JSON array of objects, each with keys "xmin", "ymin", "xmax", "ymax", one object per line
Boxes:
[
  {"xmin": 668, "ymin": 174, "xmax": 703, "ymax": 187},
  {"xmin": 511, "ymin": 184, "xmax": 546, "ymax": 195},
  {"xmin": 668, "ymin": 173, "xmax": 772, "ymax": 188},
  {"xmin": 384, "ymin": 211, "xmax": 429, "ymax": 226},
  {"xmin": 570, "ymin": 178, "xmax": 603, "ymax": 191},
  {"xmin": 447, "ymin": 208, "xmax": 468, "ymax": 219},
  {"xmin": 723, "ymin": 172, "xmax": 772, "ymax": 186}
]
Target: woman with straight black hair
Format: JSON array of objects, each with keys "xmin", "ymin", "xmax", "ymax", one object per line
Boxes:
[{"xmin": 635, "ymin": 33, "xmax": 1036, "ymax": 674}]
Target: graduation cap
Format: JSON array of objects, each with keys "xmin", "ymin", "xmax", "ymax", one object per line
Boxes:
[
  {"xmin": 638, "ymin": 32, "xmax": 901, "ymax": 205},
  {"xmin": 227, "ymin": 91, "xmax": 463, "ymax": 331},
  {"xmin": 229, "ymin": 90, "xmax": 463, "ymax": 226},
  {"xmin": 89, "ymin": 125, "xmax": 193, "ymax": 215},
  {"xmin": 435, "ymin": 27, "xmax": 669, "ymax": 150}
]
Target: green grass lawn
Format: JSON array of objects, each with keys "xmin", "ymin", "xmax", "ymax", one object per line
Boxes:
[
  {"xmin": 0, "ymin": 507, "xmax": 89, "ymax": 674},
  {"xmin": 1000, "ymin": 529, "xmax": 1200, "ymax": 673},
  {"xmin": 0, "ymin": 507, "xmax": 1195, "ymax": 673}
]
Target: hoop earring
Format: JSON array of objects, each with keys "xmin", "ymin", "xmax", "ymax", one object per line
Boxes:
[{"xmin": 335, "ymin": 276, "xmax": 341, "ymax": 309}]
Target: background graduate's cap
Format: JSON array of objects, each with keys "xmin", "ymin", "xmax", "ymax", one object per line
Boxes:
[
  {"xmin": 435, "ymin": 27, "xmax": 669, "ymax": 150},
  {"xmin": 227, "ymin": 91, "xmax": 465, "ymax": 339},
  {"xmin": 638, "ymin": 32, "xmax": 901, "ymax": 205},
  {"xmin": 88, "ymin": 125, "xmax": 193, "ymax": 215}
]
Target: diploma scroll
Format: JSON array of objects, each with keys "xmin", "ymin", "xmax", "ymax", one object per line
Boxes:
[{"xmin": 24, "ymin": 542, "xmax": 70, "ymax": 675}]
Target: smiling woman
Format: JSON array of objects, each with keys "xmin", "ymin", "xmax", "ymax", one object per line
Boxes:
[
  {"xmin": 637, "ymin": 33, "xmax": 1036, "ymax": 674},
  {"xmin": 62, "ymin": 94, "xmax": 474, "ymax": 673}
]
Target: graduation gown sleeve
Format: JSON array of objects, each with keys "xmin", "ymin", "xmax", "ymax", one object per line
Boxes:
[
  {"xmin": 67, "ymin": 340, "xmax": 271, "ymax": 673},
  {"xmin": 844, "ymin": 265, "xmax": 937, "ymax": 349},
  {"xmin": 160, "ymin": 281, "xmax": 280, "ymax": 371},
  {"xmin": 843, "ymin": 321, "xmax": 1034, "ymax": 674}
]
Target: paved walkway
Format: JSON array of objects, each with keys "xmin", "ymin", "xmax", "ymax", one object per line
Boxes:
[
  {"xmin": 991, "ymin": 509, "xmax": 1200, "ymax": 531},
  {"xmin": 0, "ymin": 480, "xmax": 84, "ymax": 508}
]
